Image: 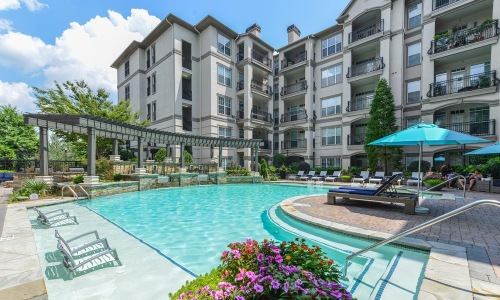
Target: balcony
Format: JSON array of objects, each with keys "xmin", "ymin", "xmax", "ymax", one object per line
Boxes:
[
  {"xmin": 283, "ymin": 139, "xmax": 307, "ymax": 150},
  {"xmin": 438, "ymin": 120, "xmax": 495, "ymax": 136},
  {"xmin": 251, "ymin": 80, "xmax": 273, "ymax": 95},
  {"xmin": 280, "ymin": 80, "xmax": 307, "ymax": 97},
  {"xmin": 281, "ymin": 51, "xmax": 307, "ymax": 69},
  {"xmin": 237, "ymin": 110, "xmax": 272, "ymax": 123},
  {"xmin": 259, "ymin": 140, "xmax": 271, "ymax": 150},
  {"xmin": 251, "ymin": 49, "xmax": 272, "ymax": 68},
  {"xmin": 281, "ymin": 109, "xmax": 307, "ymax": 123},
  {"xmin": 236, "ymin": 81, "xmax": 244, "ymax": 91},
  {"xmin": 182, "ymin": 90, "xmax": 192, "ymax": 101},
  {"xmin": 182, "ymin": 57, "xmax": 192, "ymax": 70},
  {"xmin": 428, "ymin": 21, "xmax": 499, "ymax": 55},
  {"xmin": 433, "ymin": 0, "xmax": 464, "ymax": 10},
  {"xmin": 346, "ymin": 96, "xmax": 372, "ymax": 112},
  {"xmin": 348, "ymin": 20, "xmax": 384, "ymax": 44},
  {"xmin": 237, "ymin": 52, "xmax": 244, "ymax": 62},
  {"xmin": 427, "ymin": 71, "xmax": 498, "ymax": 97},
  {"xmin": 347, "ymin": 133, "xmax": 366, "ymax": 145},
  {"xmin": 347, "ymin": 58, "xmax": 385, "ymax": 78}
]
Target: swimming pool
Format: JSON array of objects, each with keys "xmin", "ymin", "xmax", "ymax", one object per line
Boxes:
[{"xmin": 76, "ymin": 184, "xmax": 428, "ymax": 299}]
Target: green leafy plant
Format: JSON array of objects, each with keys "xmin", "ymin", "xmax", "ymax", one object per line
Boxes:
[
  {"xmin": 23, "ymin": 179, "xmax": 50, "ymax": 196},
  {"xmin": 178, "ymin": 150, "xmax": 193, "ymax": 164},
  {"xmin": 96, "ymin": 157, "xmax": 113, "ymax": 180},
  {"xmin": 169, "ymin": 267, "xmax": 225, "ymax": 300},
  {"xmin": 260, "ymin": 158, "xmax": 269, "ymax": 180},
  {"xmin": 297, "ymin": 161, "xmax": 311, "ymax": 173},
  {"xmin": 72, "ymin": 174, "xmax": 84, "ymax": 184},
  {"xmin": 155, "ymin": 148, "xmax": 166, "ymax": 162},
  {"xmin": 113, "ymin": 173, "xmax": 123, "ymax": 181},
  {"xmin": 269, "ymin": 175, "xmax": 279, "ymax": 181},
  {"xmin": 268, "ymin": 165, "xmax": 277, "ymax": 173},
  {"xmin": 272, "ymin": 153, "xmax": 286, "ymax": 167},
  {"xmin": 407, "ymin": 160, "xmax": 431, "ymax": 172}
]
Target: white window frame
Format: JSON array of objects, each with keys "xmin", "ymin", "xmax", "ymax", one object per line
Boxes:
[
  {"xmin": 217, "ymin": 33, "xmax": 231, "ymax": 56},
  {"xmin": 124, "ymin": 61, "xmax": 130, "ymax": 77},
  {"xmin": 220, "ymin": 157, "xmax": 233, "ymax": 170},
  {"xmin": 407, "ymin": 80, "xmax": 421, "ymax": 103},
  {"xmin": 407, "ymin": 42, "xmax": 421, "ymax": 67},
  {"xmin": 407, "ymin": 3, "xmax": 422, "ymax": 30},
  {"xmin": 147, "ymin": 76, "xmax": 151, "ymax": 96},
  {"xmin": 151, "ymin": 101, "xmax": 157, "ymax": 121},
  {"xmin": 152, "ymin": 73, "xmax": 156, "ymax": 95},
  {"xmin": 217, "ymin": 65, "xmax": 232, "ymax": 87},
  {"xmin": 218, "ymin": 95, "xmax": 232, "ymax": 116},
  {"xmin": 321, "ymin": 157, "xmax": 341, "ymax": 167},
  {"xmin": 147, "ymin": 103, "xmax": 151, "ymax": 121},
  {"xmin": 124, "ymin": 84, "xmax": 130, "ymax": 100},
  {"xmin": 321, "ymin": 127, "xmax": 341, "ymax": 145},
  {"xmin": 406, "ymin": 117, "xmax": 420, "ymax": 128},
  {"xmin": 218, "ymin": 127, "xmax": 233, "ymax": 138},
  {"xmin": 321, "ymin": 33, "xmax": 342, "ymax": 58},
  {"xmin": 321, "ymin": 96, "xmax": 342, "ymax": 117},
  {"xmin": 321, "ymin": 64, "xmax": 342, "ymax": 87},
  {"xmin": 151, "ymin": 44, "xmax": 156, "ymax": 64}
]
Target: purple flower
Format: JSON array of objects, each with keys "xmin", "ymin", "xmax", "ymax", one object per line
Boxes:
[
  {"xmin": 254, "ymin": 284, "xmax": 264, "ymax": 293},
  {"xmin": 245, "ymin": 271, "xmax": 255, "ymax": 279},
  {"xmin": 284, "ymin": 281, "xmax": 290, "ymax": 292},
  {"xmin": 271, "ymin": 280, "xmax": 280, "ymax": 289},
  {"xmin": 272, "ymin": 248, "xmax": 281, "ymax": 254},
  {"xmin": 331, "ymin": 290, "xmax": 343, "ymax": 299},
  {"xmin": 236, "ymin": 296, "xmax": 245, "ymax": 300},
  {"xmin": 295, "ymin": 279, "xmax": 303, "ymax": 288},
  {"xmin": 275, "ymin": 255, "xmax": 283, "ymax": 263},
  {"xmin": 257, "ymin": 253, "xmax": 264, "ymax": 262},
  {"xmin": 232, "ymin": 249, "xmax": 240, "ymax": 259}
]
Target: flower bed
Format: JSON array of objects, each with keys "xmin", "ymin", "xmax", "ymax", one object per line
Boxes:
[{"xmin": 171, "ymin": 238, "xmax": 353, "ymax": 300}]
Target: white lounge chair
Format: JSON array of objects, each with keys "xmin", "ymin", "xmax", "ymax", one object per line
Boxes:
[
  {"xmin": 369, "ymin": 172, "xmax": 385, "ymax": 184},
  {"xmin": 352, "ymin": 171, "xmax": 370, "ymax": 183},
  {"xmin": 407, "ymin": 172, "xmax": 423, "ymax": 186},
  {"xmin": 325, "ymin": 171, "xmax": 341, "ymax": 182},
  {"xmin": 311, "ymin": 171, "xmax": 327, "ymax": 181},
  {"xmin": 55, "ymin": 230, "xmax": 110, "ymax": 257},
  {"xmin": 301, "ymin": 171, "xmax": 316, "ymax": 181},
  {"xmin": 288, "ymin": 170, "xmax": 304, "ymax": 180},
  {"xmin": 34, "ymin": 207, "xmax": 77, "ymax": 226}
]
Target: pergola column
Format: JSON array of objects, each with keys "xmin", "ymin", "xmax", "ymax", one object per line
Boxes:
[
  {"xmin": 165, "ymin": 143, "xmax": 170, "ymax": 158},
  {"xmin": 137, "ymin": 138, "xmax": 144, "ymax": 168},
  {"xmin": 87, "ymin": 127, "xmax": 96, "ymax": 176},
  {"xmin": 218, "ymin": 145, "xmax": 222, "ymax": 168},
  {"xmin": 112, "ymin": 139, "xmax": 119, "ymax": 155},
  {"xmin": 109, "ymin": 139, "xmax": 121, "ymax": 161},
  {"xmin": 180, "ymin": 143, "xmax": 185, "ymax": 168},
  {"xmin": 254, "ymin": 145, "xmax": 259, "ymax": 172},
  {"xmin": 38, "ymin": 127, "xmax": 49, "ymax": 176}
]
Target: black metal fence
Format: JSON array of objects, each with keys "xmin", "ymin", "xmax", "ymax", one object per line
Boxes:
[
  {"xmin": 348, "ymin": 20, "xmax": 384, "ymax": 44},
  {"xmin": 0, "ymin": 159, "xmax": 83, "ymax": 172},
  {"xmin": 427, "ymin": 71, "xmax": 498, "ymax": 97}
]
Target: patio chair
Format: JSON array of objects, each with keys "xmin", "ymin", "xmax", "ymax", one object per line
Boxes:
[
  {"xmin": 300, "ymin": 171, "xmax": 316, "ymax": 181},
  {"xmin": 352, "ymin": 171, "xmax": 370, "ymax": 183},
  {"xmin": 288, "ymin": 170, "xmax": 304, "ymax": 180},
  {"xmin": 34, "ymin": 207, "xmax": 77, "ymax": 226},
  {"xmin": 58, "ymin": 233, "xmax": 120, "ymax": 273},
  {"xmin": 369, "ymin": 172, "xmax": 385, "ymax": 184},
  {"xmin": 406, "ymin": 172, "xmax": 423, "ymax": 186},
  {"xmin": 491, "ymin": 179, "xmax": 500, "ymax": 194},
  {"xmin": 311, "ymin": 171, "xmax": 328, "ymax": 181},
  {"xmin": 325, "ymin": 171, "xmax": 341, "ymax": 182},
  {"xmin": 55, "ymin": 230, "xmax": 110, "ymax": 257},
  {"xmin": 327, "ymin": 174, "xmax": 418, "ymax": 214}
]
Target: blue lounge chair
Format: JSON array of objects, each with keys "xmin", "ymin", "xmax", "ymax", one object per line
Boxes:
[
  {"xmin": 325, "ymin": 171, "xmax": 341, "ymax": 182},
  {"xmin": 288, "ymin": 170, "xmax": 304, "ymax": 180},
  {"xmin": 352, "ymin": 171, "xmax": 370, "ymax": 183},
  {"xmin": 369, "ymin": 171, "xmax": 385, "ymax": 184},
  {"xmin": 301, "ymin": 171, "xmax": 316, "ymax": 181},
  {"xmin": 311, "ymin": 171, "xmax": 328, "ymax": 181}
]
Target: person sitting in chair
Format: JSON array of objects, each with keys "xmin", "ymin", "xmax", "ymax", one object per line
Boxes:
[{"xmin": 458, "ymin": 169, "xmax": 483, "ymax": 191}]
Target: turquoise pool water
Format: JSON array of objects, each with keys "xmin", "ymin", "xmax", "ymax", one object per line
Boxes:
[{"xmin": 78, "ymin": 184, "xmax": 428, "ymax": 299}]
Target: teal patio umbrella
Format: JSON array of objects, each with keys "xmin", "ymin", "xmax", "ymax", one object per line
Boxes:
[
  {"xmin": 464, "ymin": 142, "xmax": 500, "ymax": 155},
  {"xmin": 369, "ymin": 123, "xmax": 490, "ymax": 195}
]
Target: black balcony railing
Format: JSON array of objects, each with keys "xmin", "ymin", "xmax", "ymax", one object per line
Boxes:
[
  {"xmin": 237, "ymin": 110, "xmax": 245, "ymax": 119},
  {"xmin": 251, "ymin": 80, "xmax": 272, "ymax": 95},
  {"xmin": 251, "ymin": 49, "xmax": 272, "ymax": 67},
  {"xmin": 438, "ymin": 120, "xmax": 495, "ymax": 136},
  {"xmin": 251, "ymin": 109, "xmax": 272, "ymax": 122},
  {"xmin": 348, "ymin": 20, "xmax": 384, "ymax": 44},
  {"xmin": 433, "ymin": 0, "xmax": 464, "ymax": 10},
  {"xmin": 281, "ymin": 109, "xmax": 307, "ymax": 123},
  {"xmin": 274, "ymin": 91, "xmax": 279, "ymax": 101},
  {"xmin": 237, "ymin": 52, "xmax": 244, "ymax": 62},
  {"xmin": 428, "ymin": 21, "xmax": 499, "ymax": 54},
  {"xmin": 345, "ymin": 95, "xmax": 373, "ymax": 112},
  {"xmin": 347, "ymin": 133, "xmax": 366, "ymax": 145},
  {"xmin": 182, "ymin": 57, "xmax": 192, "ymax": 70},
  {"xmin": 427, "ymin": 71, "xmax": 498, "ymax": 97},
  {"xmin": 347, "ymin": 57, "xmax": 385, "ymax": 78},
  {"xmin": 281, "ymin": 51, "xmax": 307, "ymax": 69},
  {"xmin": 259, "ymin": 140, "xmax": 271, "ymax": 150},
  {"xmin": 283, "ymin": 139, "xmax": 307, "ymax": 150},
  {"xmin": 182, "ymin": 90, "xmax": 192, "ymax": 100},
  {"xmin": 237, "ymin": 81, "xmax": 244, "ymax": 91},
  {"xmin": 280, "ymin": 80, "xmax": 307, "ymax": 96}
]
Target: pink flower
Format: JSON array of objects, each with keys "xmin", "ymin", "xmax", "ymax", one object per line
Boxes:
[
  {"xmin": 257, "ymin": 253, "xmax": 264, "ymax": 262},
  {"xmin": 235, "ymin": 296, "xmax": 245, "ymax": 300},
  {"xmin": 275, "ymin": 255, "xmax": 283, "ymax": 263},
  {"xmin": 232, "ymin": 249, "xmax": 240, "ymax": 259},
  {"xmin": 254, "ymin": 284, "xmax": 264, "ymax": 293},
  {"xmin": 331, "ymin": 290, "xmax": 343, "ymax": 299},
  {"xmin": 271, "ymin": 280, "xmax": 280, "ymax": 289},
  {"xmin": 284, "ymin": 281, "xmax": 290, "ymax": 292}
]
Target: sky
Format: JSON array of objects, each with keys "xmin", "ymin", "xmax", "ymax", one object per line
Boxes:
[{"xmin": 0, "ymin": 0, "xmax": 350, "ymax": 113}]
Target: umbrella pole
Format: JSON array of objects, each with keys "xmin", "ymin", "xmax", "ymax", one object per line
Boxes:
[{"xmin": 417, "ymin": 142, "xmax": 422, "ymax": 204}]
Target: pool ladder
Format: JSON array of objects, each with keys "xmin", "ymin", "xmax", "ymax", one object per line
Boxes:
[
  {"xmin": 423, "ymin": 174, "xmax": 466, "ymax": 198},
  {"xmin": 342, "ymin": 199, "xmax": 500, "ymax": 279},
  {"xmin": 61, "ymin": 184, "xmax": 90, "ymax": 200}
]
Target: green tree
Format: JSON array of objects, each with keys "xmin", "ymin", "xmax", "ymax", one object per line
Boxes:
[
  {"xmin": 155, "ymin": 148, "xmax": 166, "ymax": 162},
  {"xmin": 260, "ymin": 158, "xmax": 269, "ymax": 180},
  {"xmin": 364, "ymin": 78, "xmax": 403, "ymax": 173},
  {"xmin": 48, "ymin": 133, "xmax": 78, "ymax": 161},
  {"xmin": 178, "ymin": 150, "xmax": 193, "ymax": 164},
  {"xmin": 33, "ymin": 80, "xmax": 147, "ymax": 158},
  {"xmin": 0, "ymin": 105, "xmax": 38, "ymax": 159}
]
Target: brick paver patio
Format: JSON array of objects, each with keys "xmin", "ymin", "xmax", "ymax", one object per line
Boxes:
[{"xmin": 292, "ymin": 187, "xmax": 500, "ymax": 288}]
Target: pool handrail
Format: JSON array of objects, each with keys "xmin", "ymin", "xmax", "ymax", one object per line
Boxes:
[
  {"xmin": 342, "ymin": 199, "xmax": 500, "ymax": 279},
  {"xmin": 423, "ymin": 174, "xmax": 466, "ymax": 198}
]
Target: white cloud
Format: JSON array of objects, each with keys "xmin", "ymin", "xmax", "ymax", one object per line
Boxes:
[
  {"xmin": 0, "ymin": 19, "xmax": 13, "ymax": 31},
  {"xmin": 0, "ymin": 81, "xmax": 37, "ymax": 113},
  {"xmin": 0, "ymin": 0, "xmax": 47, "ymax": 11},
  {"xmin": 0, "ymin": 9, "xmax": 160, "ymax": 104}
]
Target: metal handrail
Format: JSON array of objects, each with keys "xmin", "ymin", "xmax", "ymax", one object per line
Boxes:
[
  {"xmin": 423, "ymin": 174, "xmax": 466, "ymax": 198},
  {"xmin": 342, "ymin": 199, "xmax": 500, "ymax": 279},
  {"xmin": 61, "ymin": 184, "xmax": 90, "ymax": 200}
]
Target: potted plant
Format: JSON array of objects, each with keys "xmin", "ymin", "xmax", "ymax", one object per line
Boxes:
[
  {"xmin": 279, "ymin": 165, "xmax": 288, "ymax": 179},
  {"xmin": 340, "ymin": 168, "xmax": 353, "ymax": 182},
  {"xmin": 423, "ymin": 172, "xmax": 446, "ymax": 191}
]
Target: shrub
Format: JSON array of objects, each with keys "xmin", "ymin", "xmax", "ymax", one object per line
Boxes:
[
  {"xmin": 407, "ymin": 160, "xmax": 431, "ymax": 173},
  {"xmin": 424, "ymin": 178, "xmax": 446, "ymax": 186},
  {"xmin": 178, "ymin": 150, "xmax": 193, "ymax": 164},
  {"xmin": 268, "ymin": 166, "xmax": 277, "ymax": 173},
  {"xmin": 155, "ymin": 148, "xmax": 167, "ymax": 162},
  {"xmin": 348, "ymin": 166, "xmax": 362, "ymax": 176},
  {"xmin": 172, "ymin": 238, "xmax": 351, "ymax": 300},
  {"xmin": 169, "ymin": 267, "xmax": 225, "ymax": 300},
  {"xmin": 9, "ymin": 187, "xmax": 31, "ymax": 202},
  {"xmin": 260, "ymin": 159, "xmax": 269, "ymax": 180},
  {"xmin": 113, "ymin": 173, "xmax": 123, "ymax": 181},
  {"xmin": 297, "ymin": 162, "xmax": 311, "ymax": 173},
  {"xmin": 288, "ymin": 162, "xmax": 299, "ymax": 174},
  {"xmin": 225, "ymin": 169, "xmax": 250, "ymax": 176},
  {"xmin": 269, "ymin": 175, "xmax": 279, "ymax": 181},
  {"xmin": 312, "ymin": 167, "xmax": 341, "ymax": 174},
  {"xmin": 272, "ymin": 153, "xmax": 286, "ymax": 167},
  {"xmin": 72, "ymin": 174, "xmax": 84, "ymax": 184},
  {"xmin": 23, "ymin": 179, "xmax": 50, "ymax": 196},
  {"xmin": 96, "ymin": 157, "xmax": 113, "ymax": 180},
  {"xmin": 483, "ymin": 156, "xmax": 500, "ymax": 178}
]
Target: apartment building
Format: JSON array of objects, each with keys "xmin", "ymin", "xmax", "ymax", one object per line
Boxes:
[{"xmin": 112, "ymin": 0, "xmax": 500, "ymax": 170}]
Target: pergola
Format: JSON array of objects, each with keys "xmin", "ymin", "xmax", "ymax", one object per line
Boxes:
[{"xmin": 24, "ymin": 114, "xmax": 262, "ymax": 176}]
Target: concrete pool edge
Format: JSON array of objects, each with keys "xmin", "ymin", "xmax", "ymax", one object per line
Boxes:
[{"xmin": 279, "ymin": 195, "xmax": 475, "ymax": 300}]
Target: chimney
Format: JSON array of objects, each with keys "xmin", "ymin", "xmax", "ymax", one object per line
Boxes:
[
  {"xmin": 287, "ymin": 24, "xmax": 301, "ymax": 44},
  {"xmin": 246, "ymin": 23, "xmax": 261, "ymax": 38}
]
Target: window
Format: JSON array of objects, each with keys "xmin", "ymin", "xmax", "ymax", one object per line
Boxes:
[
  {"xmin": 470, "ymin": 106, "xmax": 490, "ymax": 135},
  {"xmin": 239, "ymin": 129, "xmax": 244, "ymax": 139},
  {"xmin": 151, "ymin": 44, "xmax": 156, "ymax": 64},
  {"xmin": 147, "ymin": 76, "xmax": 151, "ymax": 96},
  {"xmin": 273, "ymin": 108, "xmax": 279, "ymax": 125},
  {"xmin": 217, "ymin": 33, "xmax": 231, "ymax": 56},
  {"xmin": 124, "ymin": 84, "xmax": 130, "ymax": 100},
  {"xmin": 354, "ymin": 91, "xmax": 374, "ymax": 110},
  {"xmin": 408, "ymin": 3, "xmax": 422, "ymax": 29},
  {"xmin": 220, "ymin": 157, "xmax": 232, "ymax": 170},
  {"xmin": 151, "ymin": 101, "xmax": 157, "ymax": 121},
  {"xmin": 274, "ymin": 84, "xmax": 279, "ymax": 100},
  {"xmin": 321, "ymin": 96, "xmax": 341, "ymax": 116},
  {"xmin": 321, "ymin": 65, "xmax": 342, "ymax": 87},
  {"xmin": 124, "ymin": 61, "xmax": 130, "ymax": 77},
  {"xmin": 407, "ymin": 42, "xmax": 421, "ymax": 67},
  {"xmin": 274, "ymin": 59, "xmax": 279, "ymax": 76},
  {"xmin": 152, "ymin": 73, "xmax": 156, "ymax": 94},
  {"xmin": 146, "ymin": 49, "xmax": 151, "ymax": 68},
  {"xmin": 321, "ymin": 157, "xmax": 341, "ymax": 167},
  {"xmin": 147, "ymin": 103, "xmax": 151, "ymax": 120},
  {"xmin": 218, "ymin": 127, "xmax": 232, "ymax": 138},
  {"xmin": 407, "ymin": 80, "xmax": 421, "ymax": 103},
  {"xmin": 217, "ymin": 65, "xmax": 232, "ymax": 87},
  {"xmin": 321, "ymin": 33, "xmax": 342, "ymax": 57},
  {"xmin": 321, "ymin": 127, "xmax": 341, "ymax": 145},
  {"xmin": 218, "ymin": 96, "xmax": 232, "ymax": 116},
  {"xmin": 273, "ymin": 133, "xmax": 279, "ymax": 150},
  {"xmin": 470, "ymin": 61, "xmax": 490, "ymax": 77},
  {"xmin": 406, "ymin": 117, "xmax": 420, "ymax": 128}
]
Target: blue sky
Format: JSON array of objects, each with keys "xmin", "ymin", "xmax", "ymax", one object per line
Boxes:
[{"xmin": 0, "ymin": 0, "xmax": 350, "ymax": 112}]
